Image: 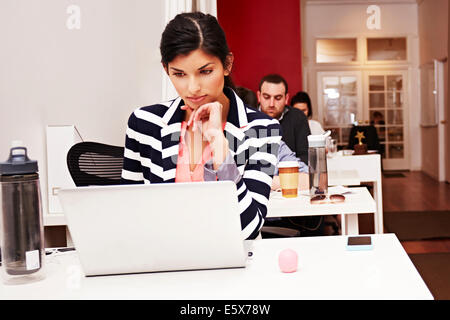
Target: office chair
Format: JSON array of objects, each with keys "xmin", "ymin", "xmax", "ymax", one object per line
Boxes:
[{"xmin": 66, "ymin": 141, "xmax": 124, "ymax": 187}]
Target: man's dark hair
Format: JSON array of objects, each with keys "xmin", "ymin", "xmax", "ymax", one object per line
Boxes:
[{"xmin": 258, "ymin": 74, "xmax": 288, "ymax": 94}]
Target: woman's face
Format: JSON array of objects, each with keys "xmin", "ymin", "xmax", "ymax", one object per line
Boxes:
[
  {"xmin": 293, "ymin": 102, "xmax": 309, "ymax": 117},
  {"xmin": 165, "ymin": 49, "xmax": 231, "ymax": 110}
]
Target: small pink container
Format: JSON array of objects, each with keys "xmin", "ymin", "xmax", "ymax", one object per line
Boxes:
[{"xmin": 278, "ymin": 249, "xmax": 298, "ymax": 273}]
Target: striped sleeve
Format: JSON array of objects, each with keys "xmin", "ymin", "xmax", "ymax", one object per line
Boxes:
[
  {"xmin": 121, "ymin": 110, "xmax": 145, "ymax": 184},
  {"xmin": 233, "ymin": 117, "xmax": 281, "ymax": 240}
]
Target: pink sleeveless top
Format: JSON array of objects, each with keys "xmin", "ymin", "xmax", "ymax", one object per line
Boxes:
[{"xmin": 175, "ymin": 121, "xmax": 214, "ymax": 182}]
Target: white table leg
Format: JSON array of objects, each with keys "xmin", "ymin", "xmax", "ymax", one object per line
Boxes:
[
  {"xmin": 373, "ymin": 181, "xmax": 384, "ymax": 234},
  {"xmin": 66, "ymin": 227, "xmax": 73, "ymax": 247},
  {"xmin": 341, "ymin": 214, "xmax": 359, "ymax": 235},
  {"xmin": 341, "ymin": 214, "xmax": 347, "ymax": 235}
]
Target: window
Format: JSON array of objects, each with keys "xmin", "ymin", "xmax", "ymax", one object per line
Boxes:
[
  {"xmin": 368, "ymin": 74, "xmax": 405, "ymax": 159},
  {"xmin": 367, "ymin": 37, "xmax": 407, "ymax": 61},
  {"xmin": 316, "ymin": 38, "xmax": 357, "ymax": 63},
  {"xmin": 318, "ymin": 73, "xmax": 362, "ymax": 148}
]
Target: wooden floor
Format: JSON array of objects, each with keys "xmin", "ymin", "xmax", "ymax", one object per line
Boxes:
[
  {"xmin": 381, "ymin": 171, "xmax": 450, "ymax": 254},
  {"xmin": 382, "ymin": 171, "xmax": 450, "ymax": 212}
]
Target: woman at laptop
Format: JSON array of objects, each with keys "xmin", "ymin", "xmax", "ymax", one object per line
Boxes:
[{"xmin": 121, "ymin": 12, "xmax": 282, "ymax": 240}]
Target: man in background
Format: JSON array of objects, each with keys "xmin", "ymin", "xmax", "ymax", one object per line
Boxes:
[
  {"xmin": 257, "ymin": 74, "xmax": 311, "ymax": 164},
  {"xmin": 256, "ymin": 74, "xmax": 338, "ymax": 238}
]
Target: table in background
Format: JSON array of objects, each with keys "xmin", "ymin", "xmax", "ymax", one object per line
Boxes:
[
  {"xmin": 0, "ymin": 234, "xmax": 432, "ymax": 300},
  {"xmin": 267, "ymin": 187, "xmax": 375, "ymax": 235},
  {"xmin": 327, "ymin": 153, "xmax": 383, "ymax": 233},
  {"xmin": 328, "ymin": 169, "xmax": 360, "ymax": 186}
]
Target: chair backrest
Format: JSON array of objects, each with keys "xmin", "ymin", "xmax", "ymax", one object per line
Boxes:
[{"xmin": 66, "ymin": 141, "xmax": 124, "ymax": 187}]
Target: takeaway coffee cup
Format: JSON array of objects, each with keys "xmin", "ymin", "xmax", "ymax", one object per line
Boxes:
[{"xmin": 278, "ymin": 161, "xmax": 299, "ymax": 198}]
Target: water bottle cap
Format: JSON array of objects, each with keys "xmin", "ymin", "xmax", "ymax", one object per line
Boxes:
[
  {"xmin": 307, "ymin": 134, "xmax": 327, "ymax": 147},
  {"xmin": 0, "ymin": 144, "xmax": 38, "ymax": 175}
]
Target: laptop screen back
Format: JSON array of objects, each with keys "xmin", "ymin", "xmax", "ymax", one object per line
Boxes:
[{"xmin": 58, "ymin": 181, "xmax": 246, "ymax": 276}]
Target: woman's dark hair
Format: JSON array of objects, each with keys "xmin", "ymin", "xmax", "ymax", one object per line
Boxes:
[
  {"xmin": 291, "ymin": 91, "xmax": 312, "ymax": 118},
  {"xmin": 160, "ymin": 12, "xmax": 235, "ymax": 89}
]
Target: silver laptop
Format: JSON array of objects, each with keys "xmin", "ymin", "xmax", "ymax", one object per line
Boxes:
[{"xmin": 57, "ymin": 181, "xmax": 247, "ymax": 276}]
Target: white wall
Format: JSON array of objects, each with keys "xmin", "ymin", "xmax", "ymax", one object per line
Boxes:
[
  {"xmin": 0, "ymin": 0, "xmax": 165, "ymax": 215},
  {"xmin": 417, "ymin": 0, "xmax": 448, "ymax": 181},
  {"xmin": 303, "ymin": 1, "xmax": 421, "ymax": 170},
  {"xmin": 448, "ymin": 1, "xmax": 450, "ymax": 184}
]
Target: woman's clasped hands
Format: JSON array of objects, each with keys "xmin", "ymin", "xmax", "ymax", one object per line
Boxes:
[{"xmin": 183, "ymin": 101, "xmax": 229, "ymax": 169}]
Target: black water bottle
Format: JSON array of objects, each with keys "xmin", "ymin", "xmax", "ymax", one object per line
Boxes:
[{"xmin": 0, "ymin": 143, "xmax": 45, "ymax": 284}]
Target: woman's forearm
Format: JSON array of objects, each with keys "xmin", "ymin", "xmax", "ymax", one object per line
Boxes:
[{"xmin": 209, "ymin": 131, "xmax": 229, "ymax": 170}]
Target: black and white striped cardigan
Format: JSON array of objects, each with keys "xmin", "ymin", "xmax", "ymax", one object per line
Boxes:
[{"xmin": 121, "ymin": 87, "xmax": 282, "ymax": 240}]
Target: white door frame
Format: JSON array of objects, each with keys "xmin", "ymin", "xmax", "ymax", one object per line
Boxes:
[{"xmin": 435, "ymin": 60, "xmax": 446, "ymax": 181}]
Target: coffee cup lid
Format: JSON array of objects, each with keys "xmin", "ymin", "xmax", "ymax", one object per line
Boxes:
[{"xmin": 278, "ymin": 161, "xmax": 299, "ymax": 168}]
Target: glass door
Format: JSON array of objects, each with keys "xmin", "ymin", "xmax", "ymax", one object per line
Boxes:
[
  {"xmin": 317, "ymin": 70, "xmax": 409, "ymax": 170},
  {"xmin": 365, "ymin": 70, "xmax": 409, "ymax": 170},
  {"xmin": 317, "ymin": 71, "xmax": 363, "ymax": 149}
]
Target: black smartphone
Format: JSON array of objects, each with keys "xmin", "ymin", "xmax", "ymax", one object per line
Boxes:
[{"xmin": 346, "ymin": 236, "xmax": 373, "ymax": 250}]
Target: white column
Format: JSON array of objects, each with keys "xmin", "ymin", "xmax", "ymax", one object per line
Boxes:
[{"xmin": 197, "ymin": 0, "xmax": 217, "ymax": 16}]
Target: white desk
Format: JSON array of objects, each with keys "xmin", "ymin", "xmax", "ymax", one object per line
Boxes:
[
  {"xmin": 267, "ymin": 187, "xmax": 376, "ymax": 235},
  {"xmin": 0, "ymin": 234, "xmax": 432, "ymax": 300},
  {"xmin": 328, "ymin": 169, "xmax": 360, "ymax": 186},
  {"xmin": 327, "ymin": 153, "xmax": 383, "ymax": 234}
]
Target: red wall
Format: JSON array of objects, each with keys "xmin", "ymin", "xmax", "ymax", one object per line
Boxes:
[{"xmin": 217, "ymin": 0, "xmax": 302, "ymax": 101}]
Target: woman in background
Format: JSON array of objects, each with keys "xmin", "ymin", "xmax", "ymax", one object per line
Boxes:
[
  {"xmin": 235, "ymin": 86, "xmax": 258, "ymax": 109},
  {"xmin": 121, "ymin": 12, "xmax": 281, "ymax": 240},
  {"xmin": 291, "ymin": 91, "xmax": 325, "ymax": 135}
]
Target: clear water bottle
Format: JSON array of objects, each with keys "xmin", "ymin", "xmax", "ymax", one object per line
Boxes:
[
  {"xmin": 0, "ymin": 142, "xmax": 45, "ymax": 284},
  {"xmin": 307, "ymin": 134, "xmax": 328, "ymax": 197}
]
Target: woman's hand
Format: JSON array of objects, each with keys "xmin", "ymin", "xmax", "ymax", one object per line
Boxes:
[
  {"xmin": 187, "ymin": 102, "xmax": 222, "ymax": 139},
  {"xmin": 187, "ymin": 102, "xmax": 228, "ymax": 169},
  {"xmin": 271, "ymin": 175, "xmax": 281, "ymax": 191}
]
